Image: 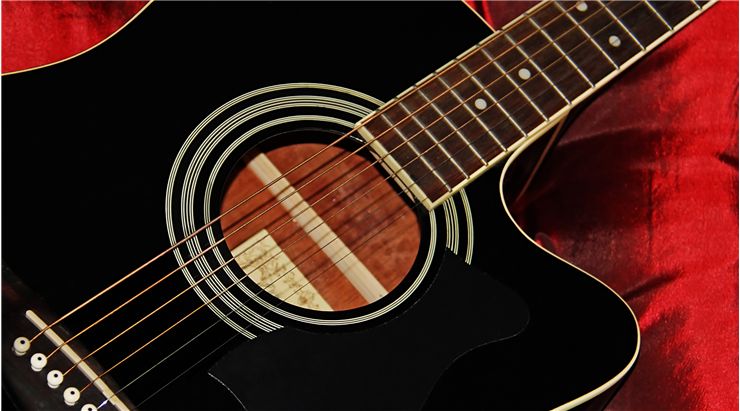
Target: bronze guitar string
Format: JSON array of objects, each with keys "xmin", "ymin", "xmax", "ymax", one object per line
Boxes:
[
  {"xmin": 63, "ymin": 176, "xmax": 400, "ymax": 377},
  {"xmin": 91, "ymin": 1, "xmax": 688, "ymax": 408},
  {"xmin": 101, "ymin": 188, "xmax": 415, "ymax": 408},
  {"xmin": 86, "ymin": 190, "xmax": 414, "ymax": 396},
  {"xmin": 34, "ymin": 0, "xmax": 660, "ymax": 400},
  {"xmin": 75, "ymin": 0, "xmax": 660, "ymax": 402},
  {"xmin": 28, "ymin": 0, "xmax": 565, "ymax": 346},
  {"xmin": 62, "ymin": 0, "xmax": 648, "ymax": 384},
  {"xmin": 133, "ymin": 198, "xmax": 416, "ymax": 410},
  {"xmin": 55, "ymin": 0, "xmax": 618, "ymax": 369},
  {"xmin": 55, "ymin": 0, "xmax": 644, "ymax": 388},
  {"xmin": 106, "ymin": 2, "xmax": 703, "ymax": 405},
  {"xmin": 36, "ymin": 0, "xmax": 573, "ymax": 349}
]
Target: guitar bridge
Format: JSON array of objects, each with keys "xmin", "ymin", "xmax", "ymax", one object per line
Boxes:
[{"xmin": 23, "ymin": 310, "xmax": 130, "ymax": 410}]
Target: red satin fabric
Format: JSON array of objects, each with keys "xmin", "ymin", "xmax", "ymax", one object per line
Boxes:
[
  {"xmin": 470, "ymin": 1, "xmax": 739, "ymax": 410},
  {"xmin": 1, "ymin": 1, "xmax": 146, "ymax": 73},
  {"xmin": 3, "ymin": 1, "xmax": 737, "ymax": 410}
]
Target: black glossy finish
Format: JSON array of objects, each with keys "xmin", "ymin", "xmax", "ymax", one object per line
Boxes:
[
  {"xmin": 2, "ymin": 2, "xmax": 638, "ymax": 410},
  {"xmin": 212, "ymin": 252, "xmax": 528, "ymax": 410}
]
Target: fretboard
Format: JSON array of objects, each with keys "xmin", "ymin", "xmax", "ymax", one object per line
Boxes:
[{"xmin": 357, "ymin": 0, "xmax": 713, "ymax": 210}]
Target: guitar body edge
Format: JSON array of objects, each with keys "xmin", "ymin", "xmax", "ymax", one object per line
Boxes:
[
  {"xmin": 1, "ymin": 2, "xmax": 639, "ymax": 409},
  {"xmin": 502, "ymin": 129, "xmax": 640, "ymax": 410},
  {"xmin": 421, "ymin": 131, "xmax": 640, "ymax": 410}
]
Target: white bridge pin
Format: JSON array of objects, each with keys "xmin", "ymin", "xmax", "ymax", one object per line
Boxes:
[
  {"xmin": 47, "ymin": 369, "xmax": 64, "ymax": 389},
  {"xmin": 30, "ymin": 353, "xmax": 47, "ymax": 372},
  {"xmin": 13, "ymin": 337, "xmax": 30, "ymax": 356},
  {"xmin": 81, "ymin": 404, "xmax": 98, "ymax": 411},
  {"xmin": 64, "ymin": 387, "xmax": 81, "ymax": 406}
]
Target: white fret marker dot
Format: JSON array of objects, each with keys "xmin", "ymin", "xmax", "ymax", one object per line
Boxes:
[
  {"xmin": 576, "ymin": 2, "xmax": 588, "ymax": 12},
  {"xmin": 518, "ymin": 68, "xmax": 531, "ymax": 81},
  {"xmin": 474, "ymin": 98, "xmax": 488, "ymax": 110},
  {"xmin": 609, "ymin": 35, "xmax": 622, "ymax": 47}
]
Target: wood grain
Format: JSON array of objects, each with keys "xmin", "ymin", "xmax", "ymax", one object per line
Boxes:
[{"xmin": 220, "ymin": 142, "xmax": 421, "ymax": 311}]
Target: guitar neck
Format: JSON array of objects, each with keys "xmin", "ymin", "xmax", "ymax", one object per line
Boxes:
[{"xmin": 358, "ymin": 0, "xmax": 714, "ymax": 210}]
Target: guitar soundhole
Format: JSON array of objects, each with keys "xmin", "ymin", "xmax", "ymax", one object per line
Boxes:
[{"xmin": 219, "ymin": 141, "xmax": 421, "ymax": 312}]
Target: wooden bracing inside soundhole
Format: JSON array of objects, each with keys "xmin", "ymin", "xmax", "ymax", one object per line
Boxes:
[{"xmin": 219, "ymin": 142, "xmax": 421, "ymax": 311}]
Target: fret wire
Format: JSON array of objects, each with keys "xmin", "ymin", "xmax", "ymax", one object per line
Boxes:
[
  {"xmin": 367, "ymin": 0, "xmax": 666, "ymax": 154},
  {"xmin": 364, "ymin": 0, "xmax": 599, "ymax": 148},
  {"xmin": 554, "ymin": 1, "xmax": 619, "ymax": 68},
  {"xmin": 456, "ymin": 63, "xmax": 509, "ymax": 150},
  {"xmin": 96, "ymin": 6, "xmax": 654, "ymax": 383},
  {"xmin": 503, "ymin": 32, "xmax": 572, "ymax": 105},
  {"xmin": 434, "ymin": 75, "xmax": 499, "ymax": 161},
  {"xmin": 690, "ymin": 0, "xmax": 702, "ymax": 10},
  {"xmin": 643, "ymin": 1, "xmax": 674, "ymax": 30},
  {"xmin": 373, "ymin": 1, "xmax": 653, "ymax": 203},
  {"xmin": 381, "ymin": 102, "xmax": 472, "ymax": 184},
  {"xmin": 388, "ymin": 0, "xmax": 644, "ymax": 142},
  {"xmin": 59, "ymin": 1, "xmax": 712, "ymax": 394},
  {"xmin": 366, "ymin": 0, "xmax": 684, "ymax": 206},
  {"xmin": 572, "ymin": 2, "xmax": 643, "ymax": 67},
  {"xmin": 384, "ymin": 0, "xmax": 680, "ymax": 206},
  {"xmin": 359, "ymin": 0, "xmax": 557, "ymax": 130},
  {"xmin": 365, "ymin": 0, "xmax": 651, "ymax": 204},
  {"xmin": 489, "ymin": 53, "xmax": 548, "ymax": 120},
  {"xmin": 413, "ymin": 87, "xmax": 487, "ymax": 169},
  {"xmin": 362, "ymin": 0, "xmax": 614, "ymax": 195},
  {"xmin": 420, "ymin": 1, "xmax": 668, "ymax": 159},
  {"xmin": 397, "ymin": 100, "xmax": 474, "ymax": 177},
  {"xmin": 600, "ymin": 1, "xmax": 645, "ymax": 50},
  {"xmin": 648, "ymin": 0, "xmax": 702, "ymax": 28},
  {"xmin": 464, "ymin": 49, "xmax": 529, "ymax": 137},
  {"xmin": 379, "ymin": 114, "xmax": 452, "ymax": 190},
  {"xmin": 525, "ymin": 15, "xmax": 594, "ymax": 87}
]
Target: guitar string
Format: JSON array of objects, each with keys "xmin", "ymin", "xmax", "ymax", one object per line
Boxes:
[
  {"xmin": 61, "ymin": 177, "xmax": 399, "ymax": 376},
  {"xmin": 53, "ymin": 0, "xmax": 617, "ymax": 365},
  {"xmin": 102, "ymin": 193, "xmax": 419, "ymax": 406},
  {"xmin": 97, "ymin": 188, "xmax": 416, "ymax": 401},
  {"xmin": 132, "ymin": 201, "xmax": 414, "ymax": 410},
  {"xmin": 132, "ymin": 331, "xmax": 238, "ymax": 409},
  {"xmin": 102, "ymin": 308, "xmax": 233, "ymax": 408},
  {"xmin": 39, "ymin": 0, "xmax": 660, "ymax": 398},
  {"xmin": 50, "ymin": 0, "xmax": 648, "ymax": 384},
  {"xmin": 125, "ymin": 200, "xmax": 412, "ymax": 410},
  {"xmin": 97, "ymin": 3, "xmax": 678, "ymax": 405},
  {"xmin": 107, "ymin": 1, "xmax": 694, "ymax": 405},
  {"xmin": 104, "ymin": 190, "xmax": 414, "ymax": 409},
  {"xmin": 27, "ymin": 0, "xmax": 560, "ymax": 344},
  {"xmin": 45, "ymin": 152, "xmax": 372, "ymax": 361},
  {"xmin": 35, "ymin": 0, "xmax": 575, "ymax": 348},
  {"xmin": 74, "ymin": 0, "xmax": 647, "ymax": 395},
  {"xmin": 99, "ymin": 180, "xmax": 413, "ymax": 407}
]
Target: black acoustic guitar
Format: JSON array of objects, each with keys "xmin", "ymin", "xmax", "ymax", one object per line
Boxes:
[{"xmin": 2, "ymin": 1, "xmax": 715, "ymax": 410}]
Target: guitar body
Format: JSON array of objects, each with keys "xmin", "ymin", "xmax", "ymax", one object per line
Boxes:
[{"xmin": 2, "ymin": 2, "xmax": 638, "ymax": 410}]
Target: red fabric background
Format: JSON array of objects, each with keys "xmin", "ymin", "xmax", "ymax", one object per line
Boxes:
[
  {"xmin": 3, "ymin": 1, "xmax": 737, "ymax": 410},
  {"xmin": 469, "ymin": 2, "xmax": 739, "ymax": 410},
  {"xmin": 1, "ymin": 1, "xmax": 146, "ymax": 73}
]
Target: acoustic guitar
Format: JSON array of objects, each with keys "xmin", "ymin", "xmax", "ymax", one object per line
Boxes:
[{"xmin": 2, "ymin": 1, "xmax": 716, "ymax": 409}]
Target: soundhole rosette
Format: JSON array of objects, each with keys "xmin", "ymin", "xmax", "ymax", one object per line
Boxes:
[{"xmin": 165, "ymin": 83, "xmax": 473, "ymax": 336}]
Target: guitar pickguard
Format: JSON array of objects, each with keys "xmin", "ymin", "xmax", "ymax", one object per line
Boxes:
[
  {"xmin": 2, "ymin": 1, "xmax": 643, "ymax": 409},
  {"xmin": 209, "ymin": 251, "xmax": 528, "ymax": 410}
]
